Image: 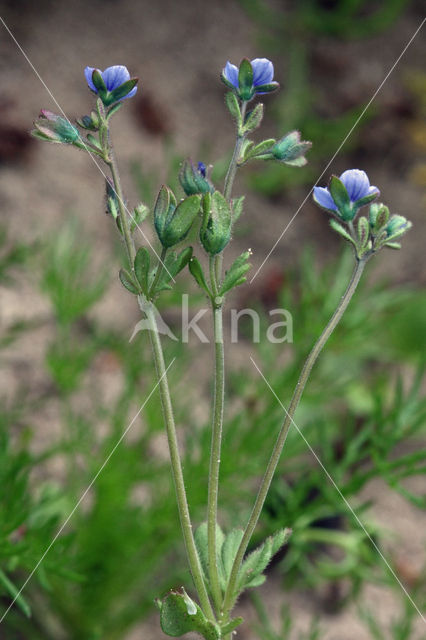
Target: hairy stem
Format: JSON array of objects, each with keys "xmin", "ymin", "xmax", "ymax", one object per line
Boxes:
[
  {"xmin": 143, "ymin": 300, "xmax": 215, "ymax": 620},
  {"xmin": 207, "ymin": 257, "xmax": 225, "ymax": 613},
  {"xmin": 105, "ymin": 128, "xmax": 214, "ymax": 620},
  {"xmin": 221, "ymin": 257, "xmax": 367, "ymax": 617},
  {"xmin": 206, "ymin": 103, "xmax": 247, "ymax": 615}
]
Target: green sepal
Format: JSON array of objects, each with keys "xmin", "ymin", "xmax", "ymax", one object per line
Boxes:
[
  {"xmin": 189, "ymin": 257, "xmax": 212, "ymax": 296},
  {"xmin": 161, "ymin": 195, "xmax": 201, "ymax": 248},
  {"xmin": 231, "ymin": 195, "xmax": 245, "ymax": 222},
  {"xmin": 200, "ymin": 191, "xmax": 232, "ymax": 255},
  {"xmin": 134, "ymin": 247, "xmax": 150, "ymax": 293},
  {"xmin": 225, "ymin": 91, "xmax": 242, "ymax": 126},
  {"xmin": 87, "ymin": 133, "xmax": 102, "ymax": 151},
  {"xmin": 242, "ymin": 103, "xmax": 264, "ymax": 134},
  {"xmin": 155, "ymin": 247, "xmax": 193, "ymax": 292},
  {"xmin": 329, "ymin": 176, "xmax": 351, "ymax": 219},
  {"xmin": 91, "ymin": 69, "xmax": 107, "ymax": 95},
  {"xmin": 385, "ymin": 241, "xmax": 401, "ymax": 249},
  {"xmin": 236, "ymin": 528, "xmax": 291, "ymax": 593},
  {"xmin": 238, "ymin": 58, "xmax": 254, "ymax": 101},
  {"xmin": 329, "ymin": 219, "xmax": 356, "ymax": 246},
  {"xmin": 353, "ymin": 191, "xmax": 379, "ymax": 210},
  {"xmin": 119, "ymin": 268, "xmax": 140, "ymax": 295},
  {"xmin": 252, "ymin": 81, "xmax": 279, "ymax": 93},
  {"xmin": 243, "ymin": 138, "xmax": 275, "ymax": 162},
  {"xmin": 154, "ymin": 185, "xmax": 175, "ymax": 242},
  {"xmin": 159, "ymin": 589, "xmax": 220, "ymax": 639},
  {"xmin": 105, "ymin": 79, "xmax": 138, "ymax": 106},
  {"xmin": 179, "ymin": 159, "xmax": 213, "ymax": 196},
  {"xmin": 220, "ymin": 250, "xmax": 251, "ymax": 295}
]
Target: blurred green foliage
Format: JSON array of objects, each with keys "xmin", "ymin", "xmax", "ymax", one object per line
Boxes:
[{"xmin": 1, "ymin": 219, "xmax": 425, "ymax": 638}]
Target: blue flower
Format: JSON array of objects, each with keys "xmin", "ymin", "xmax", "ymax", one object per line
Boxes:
[
  {"xmin": 221, "ymin": 58, "xmax": 279, "ymax": 100},
  {"xmin": 84, "ymin": 65, "xmax": 138, "ymax": 105},
  {"xmin": 313, "ymin": 169, "xmax": 379, "ymax": 221}
]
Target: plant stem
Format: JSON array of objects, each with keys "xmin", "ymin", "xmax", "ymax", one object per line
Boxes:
[
  {"xmin": 207, "ymin": 257, "xmax": 225, "ymax": 614},
  {"xmin": 107, "ymin": 144, "xmax": 136, "ymax": 269},
  {"xmin": 221, "ymin": 257, "xmax": 367, "ymax": 618},
  {"xmin": 105, "ymin": 129, "xmax": 214, "ymax": 621},
  {"xmin": 142, "ymin": 299, "xmax": 215, "ymax": 621},
  {"xmin": 206, "ymin": 104, "xmax": 247, "ymax": 615}
]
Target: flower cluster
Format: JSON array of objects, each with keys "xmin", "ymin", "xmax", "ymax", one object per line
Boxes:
[{"xmin": 313, "ymin": 169, "xmax": 411, "ymax": 259}]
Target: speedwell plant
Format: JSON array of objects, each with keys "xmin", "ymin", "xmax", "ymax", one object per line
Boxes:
[{"xmin": 32, "ymin": 58, "xmax": 412, "ymax": 639}]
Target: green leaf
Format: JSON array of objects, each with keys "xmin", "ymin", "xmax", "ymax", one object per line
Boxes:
[
  {"xmin": 189, "ymin": 257, "xmax": 211, "ymax": 296},
  {"xmin": 225, "ymin": 92, "xmax": 242, "ymax": 126},
  {"xmin": 156, "ymin": 247, "xmax": 193, "ymax": 291},
  {"xmin": 231, "ymin": 196, "xmax": 245, "ymax": 222},
  {"xmin": 134, "ymin": 247, "xmax": 150, "ymax": 293},
  {"xmin": 159, "ymin": 590, "xmax": 220, "ymax": 639},
  {"xmin": 243, "ymin": 138, "xmax": 275, "ymax": 161},
  {"xmin": 221, "ymin": 528, "xmax": 244, "ymax": 579},
  {"xmin": 329, "ymin": 219, "xmax": 356, "ymax": 246},
  {"xmin": 236, "ymin": 528, "xmax": 291, "ymax": 592},
  {"xmin": 86, "ymin": 133, "xmax": 102, "ymax": 150},
  {"xmin": 220, "ymin": 617, "xmax": 244, "ymax": 635},
  {"xmin": 194, "ymin": 522, "xmax": 225, "ymax": 587},
  {"xmin": 220, "ymin": 251, "xmax": 251, "ymax": 295},
  {"xmin": 243, "ymin": 103, "xmax": 264, "ymax": 134},
  {"xmin": 119, "ymin": 268, "xmax": 139, "ymax": 295},
  {"xmin": 0, "ymin": 569, "xmax": 31, "ymax": 618}
]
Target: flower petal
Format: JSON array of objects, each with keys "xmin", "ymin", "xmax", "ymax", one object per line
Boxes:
[
  {"xmin": 251, "ymin": 58, "xmax": 274, "ymax": 86},
  {"xmin": 102, "ymin": 65, "xmax": 131, "ymax": 91},
  {"xmin": 368, "ymin": 185, "xmax": 380, "ymax": 197},
  {"xmin": 313, "ymin": 186, "xmax": 337, "ymax": 211},
  {"xmin": 84, "ymin": 66, "xmax": 98, "ymax": 92},
  {"xmin": 223, "ymin": 61, "xmax": 239, "ymax": 89},
  {"xmin": 340, "ymin": 169, "xmax": 370, "ymax": 202}
]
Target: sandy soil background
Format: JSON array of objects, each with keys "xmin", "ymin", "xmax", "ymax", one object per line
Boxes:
[{"xmin": 0, "ymin": 0, "xmax": 425, "ymax": 638}]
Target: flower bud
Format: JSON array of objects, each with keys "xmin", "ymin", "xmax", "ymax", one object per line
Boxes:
[
  {"xmin": 200, "ymin": 191, "xmax": 232, "ymax": 255},
  {"xmin": 32, "ymin": 111, "xmax": 81, "ymax": 145},
  {"xmin": 271, "ymin": 131, "xmax": 312, "ymax": 166},
  {"xmin": 154, "ymin": 186, "xmax": 201, "ymax": 248},
  {"xmin": 179, "ymin": 159, "xmax": 213, "ymax": 196}
]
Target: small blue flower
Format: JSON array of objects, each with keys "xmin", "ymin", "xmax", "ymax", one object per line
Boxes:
[
  {"xmin": 84, "ymin": 65, "xmax": 138, "ymax": 104},
  {"xmin": 222, "ymin": 58, "xmax": 279, "ymax": 100},
  {"xmin": 313, "ymin": 169, "xmax": 379, "ymax": 221}
]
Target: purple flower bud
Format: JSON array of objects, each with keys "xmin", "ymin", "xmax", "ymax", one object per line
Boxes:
[
  {"xmin": 313, "ymin": 169, "xmax": 380, "ymax": 220},
  {"xmin": 84, "ymin": 65, "xmax": 138, "ymax": 104}
]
